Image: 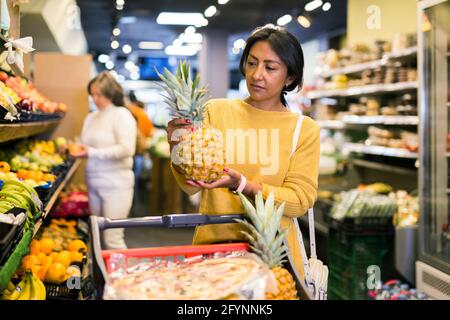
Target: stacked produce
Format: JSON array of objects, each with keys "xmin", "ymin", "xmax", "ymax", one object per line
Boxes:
[
  {"xmin": 52, "ymin": 185, "xmax": 89, "ymax": 218},
  {"xmin": 0, "ymin": 70, "xmax": 67, "ymax": 122},
  {"xmin": 15, "ymin": 218, "xmax": 86, "ymax": 284},
  {"xmin": 330, "ymin": 183, "xmax": 397, "ymax": 221},
  {"xmin": 157, "ymin": 61, "xmax": 226, "ymax": 183},
  {"xmin": 392, "ymin": 190, "xmax": 419, "ymax": 227}
]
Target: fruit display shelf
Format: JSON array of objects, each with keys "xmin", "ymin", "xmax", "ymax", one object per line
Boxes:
[
  {"xmin": 33, "ymin": 158, "xmax": 81, "ymax": 238},
  {"xmin": 305, "ymin": 81, "xmax": 418, "ymax": 100},
  {"xmin": 0, "ymin": 118, "xmax": 62, "ymax": 144},
  {"xmin": 343, "ymin": 142, "xmax": 418, "ymax": 159},
  {"xmin": 317, "ymin": 46, "xmax": 417, "ymax": 78}
]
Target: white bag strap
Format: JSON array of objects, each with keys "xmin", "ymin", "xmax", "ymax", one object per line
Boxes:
[{"xmin": 290, "ymin": 114, "xmax": 304, "ymax": 159}]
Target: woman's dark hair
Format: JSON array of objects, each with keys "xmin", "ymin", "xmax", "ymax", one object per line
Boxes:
[
  {"xmin": 239, "ymin": 24, "xmax": 305, "ymax": 106},
  {"xmin": 128, "ymin": 90, "xmax": 145, "ymax": 109},
  {"xmin": 88, "ymin": 71, "xmax": 125, "ymax": 107}
]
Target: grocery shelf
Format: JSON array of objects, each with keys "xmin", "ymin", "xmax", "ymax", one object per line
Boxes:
[
  {"xmin": 33, "ymin": 159, "xmax": 81, "ymax": 237},
  {"xmin": 342, "ymin": 115, "xmax": 419, "ymax": 125},
  {"xmin": 344, "ymin": 142, "xmax": 418, "ymax": 159},
  {"xmin": 0, "ymin": 119, "xmax": 62, "ymax": 143},
  {"xmin": 306, "ymin": 81, "xmax": 418, "ymax": 99},
  {"xmin": 317, "ymin": 46, "xmax": 417, "ymax": 78},
  {"xmin": 316, "ymin": 119, "xmax": 346, "ymax": 129},
  {"xmin": 351, "ymin": 159, "xmax": 417, "ymax": 175}
]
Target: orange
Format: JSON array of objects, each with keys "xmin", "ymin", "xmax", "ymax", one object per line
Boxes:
[
  {"xmin": 0, "ymin": 161, "xmax": 10, "ymax": 173},
  {"xmin": 39, "ymin": 238, "xmax": 55, "ymax": 255},
  {"xmin": 49, "ymin": 252, "xmax": 58, "ymax": 261},
  {"xmin": 54, "ymin": 250, "xmax": 71, "ymax": 268},
  {"xmin": 16, "ymin": 169, "xmax": 28, "ymax": 179},
  {"xmin": 67, "ymin": 227, "xmax": 77, "ymax": 234},
  {"xmin": 69, "ymin": 251, "xmax": 84, "ymax": 263},
  {"xmin": 68, "ymin": 239, "xmax": 87, "ymax": 253},
  {"xmin": 45, "ymin": 263, "xmax": 66, "ymax": 284},
  {"xmin": 21, "ymin": 255, "xmax": 40, "ymax": 272},
  {"xmin": 42, "ymin": 173, "xmax": 55, "ymax": 183},
  {"xmin": 29, "ymin": 239, "xmax": 41, "ymax": 255},
  {"xmin": 36, "ymin": 252, "xmax": 48, "ymax": 264}
]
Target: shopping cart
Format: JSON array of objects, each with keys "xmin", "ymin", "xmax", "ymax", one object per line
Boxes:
[{"xmin": 88, "ymin": 213, "xmax": 314, "ymax": 300}]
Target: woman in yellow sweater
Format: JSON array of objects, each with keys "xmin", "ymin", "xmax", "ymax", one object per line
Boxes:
[{"xmin": 167, "ymin": 25, "xmax": 320, "ymax": 279}]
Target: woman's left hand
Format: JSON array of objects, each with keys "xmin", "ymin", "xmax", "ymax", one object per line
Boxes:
[
  {"xmin": 70, "ymin": 144, "xmax": 89, "ymax": 158},
  {"xmin": 186, "ymin": 167, "xmax": 242, "ymax": 190}
]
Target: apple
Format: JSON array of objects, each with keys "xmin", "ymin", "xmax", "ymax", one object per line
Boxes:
[{"xmin": 0, "ymin": 71, "xmax": 8, "ymax": 82}]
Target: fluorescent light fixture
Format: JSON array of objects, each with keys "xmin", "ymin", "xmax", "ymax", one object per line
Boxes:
[
  {"xmin": 98, "ymin": 54, "xmax": 109, "ymax": 63},
  {"xmin": 105, "ymin": 61, "xmax": 114, "ymax": 70},
  {"xmin": 112, "ymin": 28, "xmax": 121, "ymax": 36},
  {"xmin": 277, "ymin": 14, "xmax": 292, "ymax": 26},
  {"xmin": 120, "ymin": 16, "xmax": 137, "ymax": 24},
  {"xmin": 218, "ymin": 0, "xmax": 229, "ymax": 4},
  {"xmin": 204, "ymin": 5, "xmax": 217, "ymax": 18},
  {"xmin": 297, "ymin": 15, "xmax": 311, "ymax": 28},
  {"xmin": 305, "ymin": 0, "xmax": 323, "ymax": 12},
  {"xmin": 165, "ymin": 44, "xmax": 199, "ymax": 56},
  {"xmin": 157, "ymin": 12, "xmax": 207, "ymax": 27},
  {"xmin": 111, "ymin": 40, "xmax": 119, "ymax": 49},
  {"xmin": 116, "ymin": 5, "xmax": 123, "ymax": 11},
  {"xmin": 232, "ymin": 47, "xmax": 240, "ymax": 55},
  {"xmin": 116, "ymin": 0, "xmax": 125, "ymax": 5},
  {"xmin": 122, "ymin": 44, "xmax": 132, "ymax": 54},
  {"xmin": 233, "ymin": 38, "xmax": 246, "ymax": 49},
  {"xmin": 180, "ymin": 32, "xmax": 203, "ymax": 44},
  {"xmin": 185, "ymin": 26, "xmax": 196, "ymax": 35},
  {"xmin": 322, "ymin": 2, "xmax": 331, "ymax": 11},
  {"xmin": 138, "ymin": 41, "xmax": 164, "ymax": 50}
]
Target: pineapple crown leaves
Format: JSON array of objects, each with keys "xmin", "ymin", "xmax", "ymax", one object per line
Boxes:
[
  {"xmin": 156, "ymin": 60, "xmax": 209, "ymax": 122},
  {"xmin": 236, "ymin": 191, "xmax": 289, "ymax": 268}
]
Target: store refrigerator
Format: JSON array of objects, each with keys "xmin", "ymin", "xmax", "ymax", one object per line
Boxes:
[{"xmin": 417, "ymin": 0, "xmax": 450, "ymax": 299}]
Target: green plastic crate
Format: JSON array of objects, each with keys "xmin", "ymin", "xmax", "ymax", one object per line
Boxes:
[{"xmin": 327, "ymin": 229, "xmax": 390, "ymax": 300}]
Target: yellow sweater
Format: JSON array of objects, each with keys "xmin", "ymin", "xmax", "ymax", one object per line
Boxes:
[{"xmin": 171, "ymin": 99, "xmax": 320, "ymax": 279}]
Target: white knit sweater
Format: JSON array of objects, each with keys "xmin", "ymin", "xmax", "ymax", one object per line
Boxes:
[{"xmin": 81, "ymin": 105, "xmax": 137, "ymax": 178}]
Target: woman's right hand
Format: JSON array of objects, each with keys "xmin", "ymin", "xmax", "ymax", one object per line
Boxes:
[{"xmin": 166, "ymin": 118, "xmax": 192, "ymax": 173}]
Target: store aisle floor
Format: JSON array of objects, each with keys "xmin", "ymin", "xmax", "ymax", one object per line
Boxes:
[{"xmin": 125, "ymin": 178, "xmax": 195, "ymax": 248}]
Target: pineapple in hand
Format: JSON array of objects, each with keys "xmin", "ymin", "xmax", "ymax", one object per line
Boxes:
[
  {"xmin": 157, "ymin": 61, "xmax": 226, "ymax": 183},
  {"xmin": 236, "ymin": 191, "xmax": 299, "ymax": 300}
]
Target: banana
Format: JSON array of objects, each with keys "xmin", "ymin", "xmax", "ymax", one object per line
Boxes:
[
  {"xmin": 29, "ymin": 273, "xmax": 46, "ymax": 300},
  {"xmin": 2, "ymin": 277, "xmax": 27, "ymax": 300},
  {"xmin": 17, "ymin": 274, "xmax": 32, "ymax": 300},
  {"xmin": 7, "ymin": 281, "xmax": 15, "ymax": 292}
]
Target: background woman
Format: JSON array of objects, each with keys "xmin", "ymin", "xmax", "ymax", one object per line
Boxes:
[{"xmin": 73, "ymin": 71, "xmax": 137, "ymax": 250}]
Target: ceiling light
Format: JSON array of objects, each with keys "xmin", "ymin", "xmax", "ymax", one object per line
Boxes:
[
  {"xmin": 122, "ymin": 44, "xmax": 132, "ymax": 54},
  {"xmin": 277, "ymin": 14, "xmax": 292, "ymax": 26},
  {"xmin": 138, "ymin": 41, "xmax": 164, "ymax": 50},
  {"xmin": 305, "ymin": 0, "xmax": 323, "ymax": 12},
  {"xmin": 98, "ymin": 54, "xmax": 109, "ymax": 63},
  {"xmin": 112, "ymin": 28, "xmax": 121, "ymax": 36},
  {"xmin": 322, "ymin": 2, "xmax": 331, "ymax": 11},
  {"xmin": 165, "ymin": 44, "xmax": 199, "ymax": 56},
  {"xmin": 297, "ymin": 15, "xmax": 311, "ymax": 28},
  {"xmin": 157, "ymin": 12, "xmax": 208, "ymax": 27},
  {"xmin": 116, "ymin": 5, "xmax": 123, "ymax": 11},
  {"xmin": 105, "ymin": 61, "xmax": 114, "ymax": 70},
  {"xmin": 185, "ymin": 26, "xmax": 196, "ymax": 35},
  {"xmin": 233, "ymin": 38, "xmax": 246, "ymax": 49},
  {"xmin": 204, "ymin": 6, "xmax": 217, "ymax": 18},
  {"xmin": 173, "ymin": 38, "xmax": 183, "ymax": 47},
  {"xmin": 116, "ymin": 0, "xmax": 125, "ymax": 5},
  {"xmin": 232, "ymin": 47, "xmax": 240, "ymax": 55},
  {"xmin": 111, "ymin": 40, "xmax": 119, "ymax": 49},
  {"xmin": 120, "ymin": 16, "xmax": 137, "ymax": 24},
  {"xmin": 130, "ymin": 72, "xmax": 140, "ymax": 81},
  {"xmin": 218, "ymin": 0, "xmax": 229, "ymax": 4},
  {"xmin": 180, "ymin": 32, "xmax": 203, "ymax": 44},
  {"xmin": 125, "ymin": 61, "xmax": 135, "ymax": 71}
]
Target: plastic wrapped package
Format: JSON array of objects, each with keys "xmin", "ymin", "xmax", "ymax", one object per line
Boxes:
[{"xmin": 102, "ymin": 250, "xmax": 277, "ymax": 300}]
